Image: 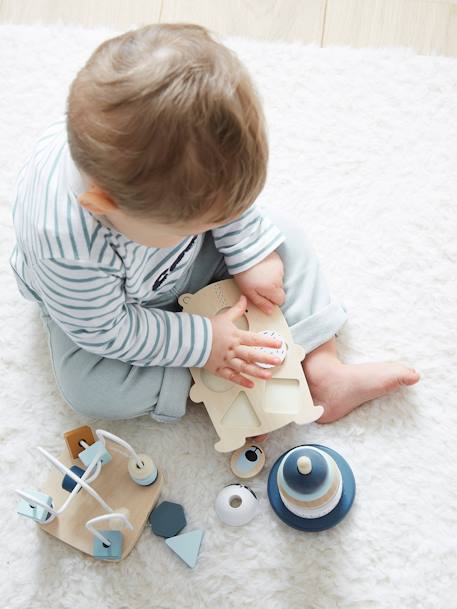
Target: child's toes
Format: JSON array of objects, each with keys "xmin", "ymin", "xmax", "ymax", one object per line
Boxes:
[
  {"xmin": 400, "ymin": 367, "xmax": 420, "ymax": 386},
  {"xmin": 248, "ymin": 433, "xmax": 269, "ymax": 443}
]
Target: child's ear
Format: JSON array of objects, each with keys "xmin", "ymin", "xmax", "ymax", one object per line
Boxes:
[
  {"xmin": 78, "ymin": 186, "xmax": 118, "ymax": 214},
  {"xmin": 178, "ymin": 293, "xmax": 193, "ymax": 308}
]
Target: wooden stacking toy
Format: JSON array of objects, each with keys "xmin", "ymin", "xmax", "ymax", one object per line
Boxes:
[
  {"xmin": 179, "ymin": 279, "xmax": 324, "ymax": 452},
  {"xmin": 15, "ymin": 425, "xmax": 163, "ymax": 560},
  {"xmin": 267, "ymin": 444, "xmax": 356, "ymax": 531}
]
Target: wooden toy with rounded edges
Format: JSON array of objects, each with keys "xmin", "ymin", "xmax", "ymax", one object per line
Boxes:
[
  {"xmin": 178, "ymin": 279, "xmax": 324, "ymax": 452},
  {"xmin": 15, "ymin": 426, "xmax": 163, "ymax": 561}
]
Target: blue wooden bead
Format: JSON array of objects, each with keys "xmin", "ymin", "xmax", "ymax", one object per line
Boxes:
[
  {"xmin": 92, "ymin": 530, "xmax": 123, "ymax": 560},
  {"xmin": 79, "ymin": 441, "xmax": 112, "ymax": 467},
  {"xmin": 61, "ymin": 465, "xmax": 86, "ymax": 493},
  {"xmin": 16, "ymin": 489, "xmax": 53, "ymax": 523}
]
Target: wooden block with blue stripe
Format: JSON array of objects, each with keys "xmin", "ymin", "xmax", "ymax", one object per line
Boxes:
[
  {"xmin": 16, "ymin": 489, "xmax": 53, "ymax": 523},
  {"xmin": 92, "ymin": 530, "xmax": 123, "ymax": 560},
  {"xmin": 78, "ymin": 440, "xmax": 111, "ymax": 467},
  {"xmin": 64, "ymin": 425, "xmax": 95, "ymax": 459}
]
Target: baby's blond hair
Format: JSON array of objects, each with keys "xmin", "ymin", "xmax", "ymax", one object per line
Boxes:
[{"xmin": 66, "ymin": 23, "xmax": 268, "ymax": 224}]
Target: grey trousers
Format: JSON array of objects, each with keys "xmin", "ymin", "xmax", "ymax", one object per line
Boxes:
[{"xmin": 35, "ymin": 209, "xmax": 347, "ymax": 422}]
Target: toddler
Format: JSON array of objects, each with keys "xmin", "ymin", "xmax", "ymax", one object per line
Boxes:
[{"xmin": 9, "ymin": 24, "xmax": 419, "ymax": 432}]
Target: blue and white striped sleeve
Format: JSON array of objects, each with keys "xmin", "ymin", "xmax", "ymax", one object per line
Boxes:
[
  {"xmin": 31, "ymin": 257, "xmax": 213, "ymax": 368},
  {"xmin": 211, "ymin": 204, "xmax": 284, "ymax": 274}
]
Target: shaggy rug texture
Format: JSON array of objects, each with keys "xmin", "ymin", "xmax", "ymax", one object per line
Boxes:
[{"xmin": 1, "ymin": 23, "xmax": 456, "ymax": 609}]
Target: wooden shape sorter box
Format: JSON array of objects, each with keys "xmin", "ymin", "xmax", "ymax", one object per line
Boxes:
[
  {"xmin": 178, "ymin": 279, "xmax": 324, "ymax": 453},
  {"xmin": 37, "ymin": 439, "xmax": 163, "ymax": 560}
]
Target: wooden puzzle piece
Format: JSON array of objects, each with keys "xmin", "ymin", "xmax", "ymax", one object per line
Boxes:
[
  {"xmin": 179, "ymin": 279, "xmax": 324, "ymax": 452},
  {"xmin": 165, "ymin": 529, "xmax": 203, "ymax": 568},
  {"xmin": 149, "ymin": 501, "xmax": 187, "ymax": 538}
]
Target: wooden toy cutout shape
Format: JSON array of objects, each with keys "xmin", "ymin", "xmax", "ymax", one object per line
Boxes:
[{"xmin": 178, "ymin": 279, "xmax": 324, "ymax": 452}]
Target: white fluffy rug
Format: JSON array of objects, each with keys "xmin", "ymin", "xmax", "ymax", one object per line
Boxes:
[{"xmin": 1, "ymin": 23, "xmax": 456, "ymax": 609}]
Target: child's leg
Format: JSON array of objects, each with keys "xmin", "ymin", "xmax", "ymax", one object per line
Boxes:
[
  {"xmin": 302, "ymin": 337, "xmax": 419, "ymax": 423},
  {"xmin": 38, "ymin": 303, "xmax": 193, "ymax": 422},
  {"xmin": 265, "ymin": 207, "xmax": 420, "ymax": 423},
  {"xmin": 35, "ymin": 231, "xmax": 227, "ymax": 423}
]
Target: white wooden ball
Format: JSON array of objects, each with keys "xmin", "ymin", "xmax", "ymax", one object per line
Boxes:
[
  {"xmin": 214, "ymin": 484, "xmax": 259, "ymax": 526},
  {"xmin": 109, "ymin": 507, "xmax": 131, "ymax": 530}
]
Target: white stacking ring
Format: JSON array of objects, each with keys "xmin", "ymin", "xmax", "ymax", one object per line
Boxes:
[
  {"xmin": 128, "ymin": 453, "xmax": 158, "ymax": 486},
  {"xmin": 108, "ymin": 507, "xmax": 132, "ymax": 530}
]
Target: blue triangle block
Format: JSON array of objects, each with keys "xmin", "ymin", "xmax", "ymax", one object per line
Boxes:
[{"xmin": 165, "ymin": 529, "xmax": 203, "ymax": 568}]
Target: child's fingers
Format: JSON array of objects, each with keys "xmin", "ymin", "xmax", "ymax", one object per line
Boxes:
[
  {"xmin": 229, "ymin": 357, "xmax": 273, "ymax": 380},
  {"xmin": 260, "ymin": 285, "xmax": 285, "ymax": 306},
  {"xmin": 248, "ymin": 292, "xmax": 274, "ymax": 315},
  {"xmin": 235, "ymin": 345, "xmax": 282, "ymax": 366},
  {"xmin": 217, "ymin": 367, "xmax": 254, "ymax": 388},
  {"xmin": 224, "ymin": 295, "xmax": 247, "ymax": 321},
  {"xmin": 239, "ymin": 330, "xmax": 282, "ymax": 349}
]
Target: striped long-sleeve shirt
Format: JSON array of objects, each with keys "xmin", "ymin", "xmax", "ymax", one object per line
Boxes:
[{"xmin": 9, "ymin": 116, "xmax": 284, "ymax": 368}]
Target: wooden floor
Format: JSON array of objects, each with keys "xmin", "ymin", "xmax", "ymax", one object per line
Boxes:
[{"xmin": 1, "ymin": 0, "xmax": 457, "ymax": 57}]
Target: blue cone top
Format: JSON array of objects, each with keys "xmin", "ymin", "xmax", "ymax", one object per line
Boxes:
[{"xmin": 280, "ymin": 447, "xmax": 329, "ymax": 495}]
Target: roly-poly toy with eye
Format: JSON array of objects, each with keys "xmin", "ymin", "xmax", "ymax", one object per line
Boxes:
[
  {"xmin": 230, "ymin": 443, "xmax": 266, "ymax": 479},
  {"xmin": 214, "ymin": 484, "xmax": 259, "ymax": 526}
]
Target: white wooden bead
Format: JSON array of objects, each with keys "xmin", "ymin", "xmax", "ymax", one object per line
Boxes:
[
  {"xmin": 128, "ymin": 454, "xmax": 158, "ymax": 486},
  {"xmin": 297, "ymin": 456, "xmax": 312, "ymax": 474},
  {"xmin": 109, "ymin": 507, "xmax": 131, "ymax": 530}
]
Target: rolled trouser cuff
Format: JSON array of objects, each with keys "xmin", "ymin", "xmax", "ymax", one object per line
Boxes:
[
  {"xmin": 290, "ymin": 302, "xmax": 348, "ymax": 356},
  {"xmin": 150, "ymin": 365, "xmax": 193, "ymax": 422}
]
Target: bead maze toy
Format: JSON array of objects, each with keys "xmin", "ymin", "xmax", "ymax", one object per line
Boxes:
[
  {"xmin": 179, "ymin": 279, "xmax": 324, "ymax": 453},
  {"xmin": 15, "ymin": 425, "xmax": 163, "ymax": 560}
]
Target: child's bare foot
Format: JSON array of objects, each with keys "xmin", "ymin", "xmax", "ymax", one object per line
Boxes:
[
  {"xmin": 303, "ymin": 338, "xmax": 420, "ymax": 423},
  {"xmin": 248, "ymin": 433, "xmax": 269, "ymax": 443}
]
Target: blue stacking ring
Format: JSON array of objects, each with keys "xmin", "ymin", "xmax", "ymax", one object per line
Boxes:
[
  {"xmin": 267, "ymin": 444, "xmax": 356, "ymax": 532},
  {"xmin": 133, "ymin": 467, "xmax": 158, "ymax": 486},
  {"xmin": 62, "ymin": 465, "xmax": 86, "ymax": 493}
]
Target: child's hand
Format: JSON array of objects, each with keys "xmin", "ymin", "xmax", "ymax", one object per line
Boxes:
[
  {"xmin": 205, "ymin": 295, "xmax": 283, "ymax": 388},
  {"xmin": 233, "ymin": 251, "xmax": 285, "ymax": 315}
]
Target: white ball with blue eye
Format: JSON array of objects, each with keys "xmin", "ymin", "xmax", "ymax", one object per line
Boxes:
[{"xmin": 214, "ymin": 484, "xmax": 259, "ymax": 526}]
